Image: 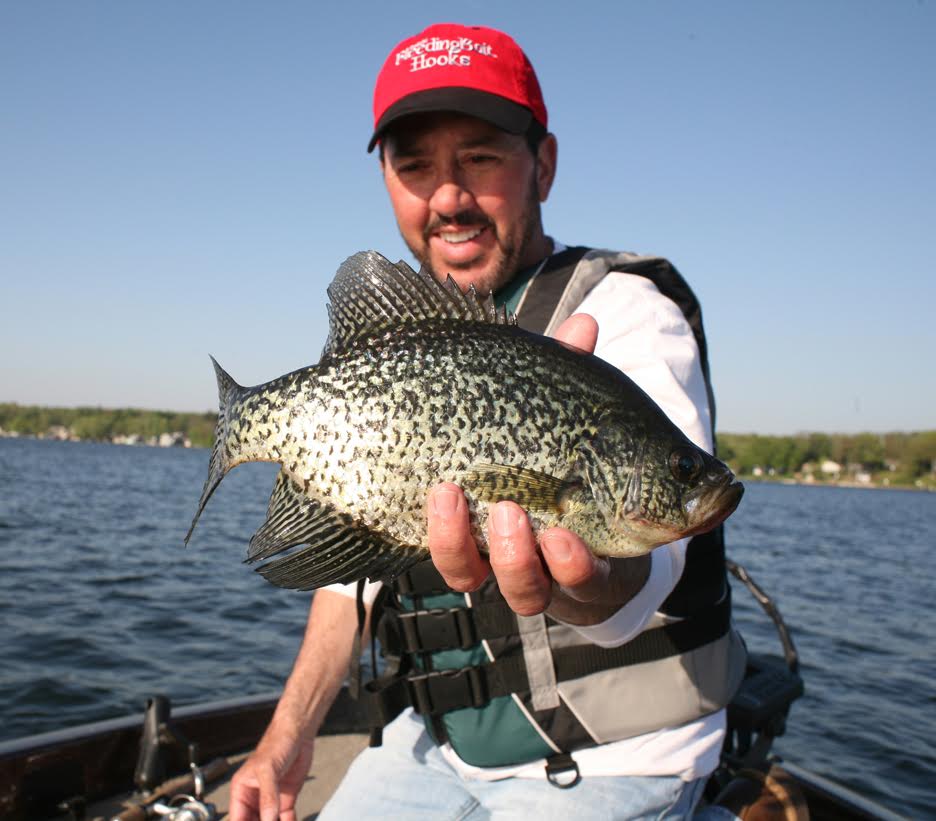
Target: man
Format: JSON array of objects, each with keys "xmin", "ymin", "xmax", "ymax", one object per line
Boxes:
[{"xmin": 230, "ymin": 23, "xmax": 745, "ymax": 821}]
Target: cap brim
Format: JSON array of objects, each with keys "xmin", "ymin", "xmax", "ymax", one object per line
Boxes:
[{"xmin": 367, "ymin": 87, "xmax": 535, "ymax": 152}]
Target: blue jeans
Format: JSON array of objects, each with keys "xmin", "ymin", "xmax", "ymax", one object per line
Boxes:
[{"xmin": 319, "ymin": 711, "xmax": 710, "ymax": 820}]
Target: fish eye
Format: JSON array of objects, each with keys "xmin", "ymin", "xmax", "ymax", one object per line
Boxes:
[{"xmin": 670, "ymin": 448, "xmax": 704, "ymax": 483}]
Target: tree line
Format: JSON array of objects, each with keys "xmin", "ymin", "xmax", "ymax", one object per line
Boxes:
[
  {"xmin": 717, "ymin": 431, "xmax": 936, "ymax": 485},
  {"xmin": 0, "ymin": 403, "xmax": 217, "ymax": 448}
]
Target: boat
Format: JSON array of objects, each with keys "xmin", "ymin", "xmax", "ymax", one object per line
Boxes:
[
  {"xmin": 0, "ymin": 688, "xmax": 367, "ymax": 820},
  {"xmin": 0, "ymin": 563, "xmax": 910, "ymax": 820}
]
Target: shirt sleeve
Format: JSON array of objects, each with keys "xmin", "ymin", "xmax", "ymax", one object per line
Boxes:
[
  {"xmin": 321, "ymin": 579, "xmax": 384, "ymax": 605},
  {"xmin": 557, "ymin": 271, "xmax": 713, "ymax": 646}
]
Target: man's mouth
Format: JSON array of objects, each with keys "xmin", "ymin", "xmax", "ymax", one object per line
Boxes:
[{"xmin": 438, "ymin": 227, "xmax": 485, "ymax": 244}]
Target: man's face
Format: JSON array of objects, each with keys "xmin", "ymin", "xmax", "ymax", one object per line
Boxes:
[{"xmin": 381, "ymin": 113, "xmax": 557, "ymax": 295}]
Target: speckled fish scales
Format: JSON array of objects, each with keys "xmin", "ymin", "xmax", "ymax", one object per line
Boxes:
[{"xmin": 185, "ymin": 251, "xmax": 743, "ymax": 591}]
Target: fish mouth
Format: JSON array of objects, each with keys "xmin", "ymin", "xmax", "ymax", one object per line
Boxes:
[{"xmin": 684, "ymin": 477, "xmax": 745, "ymax": 536}]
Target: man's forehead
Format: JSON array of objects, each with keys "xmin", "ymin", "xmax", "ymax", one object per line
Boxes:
[{"xmin": 383, "ymin": 113, "xmax": 521, "ymax": 156}]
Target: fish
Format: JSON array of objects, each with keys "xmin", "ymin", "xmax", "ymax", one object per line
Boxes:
[{"xmin": 185, "ymin": 250, "xmax": 743, "ymax": 590}]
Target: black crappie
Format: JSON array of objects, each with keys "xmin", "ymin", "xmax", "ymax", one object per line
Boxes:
[{"xmin": 185, "ymin": 251, "xmax": 743, "ymax": 590}]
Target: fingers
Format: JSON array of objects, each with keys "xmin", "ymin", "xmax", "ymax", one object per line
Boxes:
[
  {"xmin": 427, "ymin": 483, "xmax": 489, "ymax": 591},
  {"xmin": 428, "ymin": 477, "xmax": 616, "ymax": 619},
  {"xmin": 487, "ymin": 510, "xmax": 615, "ymax": 620},
  {"xmin": 277, "ymin": 740, "xmax": 315, "ymax": 821},
  {"xmin": 553, "ymin": 312, "xmax": 598, "ymax": 354},
  {"xmin": 228, "ymin": 797, "xmax": 256, "ymax": 821},
  {"xmin": 487, "ymin": 501, "xmax": 552, "ymax": 615},
  {"xmin": 228, "ymin": 789, "xmax": 256, "ymax": 821},
  {"xmin": 229, "ymin": 731, "xmax": 314, "ymax": 821},
  {"xmin": 255, "ymin": 762, "xmax": 281, "ymax": 821},
  {"xmin": 228, "ymin": 764, "xmax": 272, "ymax": 821},
  {"xmin": 540, "ymin": 528, "xmax": 610, "ymax": 603}
]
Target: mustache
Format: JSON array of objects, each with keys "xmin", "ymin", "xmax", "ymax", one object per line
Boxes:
[{"xmin": 423, "ymin": 211, "xmax": 494, "ymax": 243}]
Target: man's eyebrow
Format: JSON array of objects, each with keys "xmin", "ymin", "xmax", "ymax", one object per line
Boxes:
[
  {"xmin": 458, "ymin": 134, "xmax": 511, "ymax": 150},
  {"xmin": 387, "ymin": 140, "xmax": 428, "ymax": 159},
  {"xmin": 389, "ymin": 133, "xmax": 513, "ymax": 159}
]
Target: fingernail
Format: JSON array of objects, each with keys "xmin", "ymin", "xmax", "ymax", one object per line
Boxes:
[
  {"xmin": 431, "ymin": 487, "xmax": 459, "ymax": 518},
  {"xmin": 542, "ymin": 533, "xmax": 572, "ymax": 562},
  {"xmin": 491, "ymin": 503, "xmax": 521, "ymax": 537}
]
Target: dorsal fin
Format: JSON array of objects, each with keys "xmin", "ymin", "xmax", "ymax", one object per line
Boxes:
[{"xmin": 323, "ymin": 251, "xmax": 514, "ymax": 354}]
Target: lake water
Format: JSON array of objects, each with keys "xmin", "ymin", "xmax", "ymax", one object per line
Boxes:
[{"xmin": 1, "ymin": 438, "xmax": 934, "ymax": 816}]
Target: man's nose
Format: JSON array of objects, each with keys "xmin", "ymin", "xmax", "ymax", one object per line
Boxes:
[{"xmin": 428, "ymin": 175, "xmax": 475, "ymax": 217}]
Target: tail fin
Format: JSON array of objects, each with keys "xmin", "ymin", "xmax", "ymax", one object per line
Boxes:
[{"xmin": 184, "ymin": 356, "xmax": 243, "ymax": 544}]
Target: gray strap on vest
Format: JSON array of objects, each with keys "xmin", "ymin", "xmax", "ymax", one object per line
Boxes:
[
  {"xmin": 541, "ymin": 249, "xmax": 649, "ymax": 337},
  {"xmin": 512, "ymin": 246, "xmax": 591, "ymax": 334},
  {"xmin": 512, "ymin": 248, "xmax": 637, "ymax": 714},
  {"xmin": 516, "ymin": 614, "xmax": 560, "ymax": 711}
]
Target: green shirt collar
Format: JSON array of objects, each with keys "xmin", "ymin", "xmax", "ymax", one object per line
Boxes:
[{"xmin": 494, "ymin": 256, "xmax": 548, "ymax": 313}]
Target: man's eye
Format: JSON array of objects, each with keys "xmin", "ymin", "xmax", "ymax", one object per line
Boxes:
[
  {"xmin": 466, "ymin": 154, "xmax": 496, "ymax": 165},
  {"xmin": 397, "ymin": 161, "xmax": 429, "ymax": 174}
]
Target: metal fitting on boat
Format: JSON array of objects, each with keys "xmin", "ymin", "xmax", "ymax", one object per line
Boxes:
[{"xmin": 149, "ymin": 795, "xmax": 217, "ymax": 821}]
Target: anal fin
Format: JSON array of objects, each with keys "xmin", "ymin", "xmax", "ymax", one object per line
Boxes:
[{"xmin": 248, "ymin": 470, "xmax": 425, "ymax": 590}]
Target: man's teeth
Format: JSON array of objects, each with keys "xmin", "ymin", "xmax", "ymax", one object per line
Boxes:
[{"xmin": 441, "ymin": 228, "xmax": 483, "ymax": 244}]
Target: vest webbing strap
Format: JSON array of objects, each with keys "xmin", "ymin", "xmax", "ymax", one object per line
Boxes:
[
  {"xmin": 389, "ymin": 562, "xmax": 518, "ymax": 653},
  {"xmin": 514, "ymin": 246, "xmax": 590, "ymax": 334},
  {"xmin": 386, "ymin": 598, "xmax": 519, "ymax": 653},
  {"xmin": 394, "ymin": 558, "xmax": 458, "ymax": 596},
  {"xmin": 362, "ymin": 595, "xmax": 730, "ymax": 722}
]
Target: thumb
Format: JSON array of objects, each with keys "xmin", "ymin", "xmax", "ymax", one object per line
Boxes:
[{"xmin": 553, "ymin": 313, "xmax": 598, "ymax": 354}]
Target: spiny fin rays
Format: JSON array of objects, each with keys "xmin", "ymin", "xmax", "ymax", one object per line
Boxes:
[
  {"xmin": 247, "ymin": 470, "xmax": 426, "ymax": 589},
  {"xmin": 323, "ymin": 251, "xmax": 514, "ymax": 355}
]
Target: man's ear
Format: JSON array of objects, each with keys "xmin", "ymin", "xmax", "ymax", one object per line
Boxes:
[{"xmin": 536, "ymin": 133, "xmax": 558, "ymax": 202}]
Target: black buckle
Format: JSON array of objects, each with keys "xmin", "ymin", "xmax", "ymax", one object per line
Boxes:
[
  {"xmin": 399, "ymin": 607, "xmax": 478, "ymax": 652},
  {"xmin": 407, "ymin": 666, "xmax": 488, "ymax": 716},
  {"xmin": 545, "ymin": 753, "xmax": 581, "ymax": 789},
  {"xmin": 395, "ymin": 561, "xmax": 447, "ymax": 595}
]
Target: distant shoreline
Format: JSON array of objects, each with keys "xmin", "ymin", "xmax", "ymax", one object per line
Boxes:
[
  {"xmin": 2, "ymin": 402, "xmax": 934, "ymax": 491},
  {"xmin": 744, "ymin": 476, "xmax": 935, "ymax": 493},
  {"xmin": 3, "ymin": 435, "xmax": 933, "ymax": 493},
  {"xmin": 0, "ymin": 428, "xmax": 194, "ymax": 449},
  {"xmin": 0, "ymin": 403, "xmax": 215, "ymax": 448}
]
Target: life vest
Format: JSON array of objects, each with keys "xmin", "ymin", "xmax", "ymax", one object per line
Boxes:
[{"xmin": 355, "ymin": 246, "xmax": 747, "ymax": 779}]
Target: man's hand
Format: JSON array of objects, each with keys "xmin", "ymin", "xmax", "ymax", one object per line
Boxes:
[
  {"xmin": 229, "ymin": 728, "xmax": 315, "ymax": 821},
  {"xmin": 227, "ymin": 590, "xmax": 358, "ymax": 821},
  {"xmin": 426, "ymin": 313, "xmax": 650, "ymax": 625}
]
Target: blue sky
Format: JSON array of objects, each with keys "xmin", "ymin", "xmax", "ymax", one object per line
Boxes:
[{"xmin": 2, "ymin": 1, "xmax": 933, "ymax": 434}]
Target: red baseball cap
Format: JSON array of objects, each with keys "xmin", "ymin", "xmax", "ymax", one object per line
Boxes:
[{"xmin": 368, "ymin": 23, "xmax": 548, "ymax": 153}]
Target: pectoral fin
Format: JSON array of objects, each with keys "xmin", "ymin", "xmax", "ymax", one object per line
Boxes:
[{"xmin": 460, "ymin": 463, "xmax": 582, "ymax": 513}]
